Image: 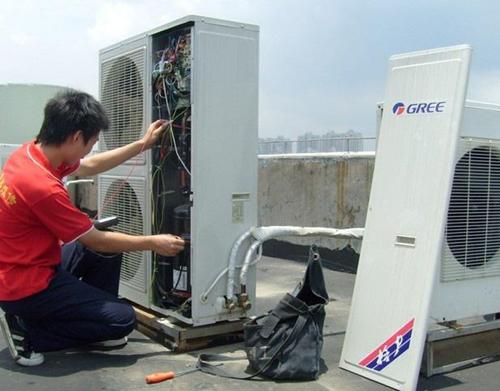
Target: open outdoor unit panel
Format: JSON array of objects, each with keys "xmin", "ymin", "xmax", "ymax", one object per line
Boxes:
[{"xmin": 98, "ymin": 16, "xmax": 259, "ymax": 326}]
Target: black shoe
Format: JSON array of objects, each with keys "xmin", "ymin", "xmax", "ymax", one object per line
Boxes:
[{"xmin": 0, "ymin": 312, "xmax": 44, "ymax": 366}]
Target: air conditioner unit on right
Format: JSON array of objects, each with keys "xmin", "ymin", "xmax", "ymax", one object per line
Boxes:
[
  {"xmin": 432, "ymin": 100, "xmax": 500, "ymax": 321},
  {"xmin": 375, "ymin": 100, "xmax": 500, "ymax": 321}
]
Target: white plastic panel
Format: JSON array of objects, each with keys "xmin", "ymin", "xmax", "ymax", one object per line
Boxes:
[
  {"xmin": 98, "ymin": 36, "xmax": 151, "ymax": 308},
  {"xmin": 190, "ymin": 20, "xmax": 259, "ymax": 325},
  {"xmin": 98, "ymin": 174, "xmax": 150, "ymax": 307},
  {"xmin": 99, "ymin": 41, "xmax": 147, "ymax": 164},
  {"xmin": 340, "ymin": 45, "xmax": 471, "ymax": 390}
]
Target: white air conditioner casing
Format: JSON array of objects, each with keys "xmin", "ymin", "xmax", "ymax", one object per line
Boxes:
[
  {"xmin": 97, "ymin": 16, "xmax": 258, "ymax": 326},
  {"xmin": 100, "ymin": 45, "xmax": 147, "ymax": 166},
  {"xmin": 375, "ymin": 100, "xmax": 500, "ymax": 322},
  {"xmin": 432, "ymin": 101, "xmax": 500, "ymax": 321},
  {"xmin": 98, "ymin": 175, "xmax": 150, "ymax": 307}
]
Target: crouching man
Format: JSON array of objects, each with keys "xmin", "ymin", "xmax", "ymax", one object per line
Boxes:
[{"xmin": 0, "ymin": 90, "xmax": 184, "ymax": 366}]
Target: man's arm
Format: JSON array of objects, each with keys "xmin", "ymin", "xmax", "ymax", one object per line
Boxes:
[
  {"xmin": 78, "ymin": 227, "xmax": 185, "ymax": 256},
  {"xmin": 74, "ymin": 119, "xmax": 169, "ymax": 177}
]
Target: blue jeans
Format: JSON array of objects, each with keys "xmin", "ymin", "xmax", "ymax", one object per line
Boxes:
[{"xmin": 0, "ymin": 242, "xmax": 136, "ymax": 352}]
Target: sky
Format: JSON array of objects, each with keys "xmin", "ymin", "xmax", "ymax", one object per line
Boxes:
[{"xmin": 1, "ymin": 0, "xmax": 500, "ymax": 139}]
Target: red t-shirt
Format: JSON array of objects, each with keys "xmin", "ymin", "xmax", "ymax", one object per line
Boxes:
[{"xmin": 0, "ymin": 141, "xmax": 93, "ymax": 300}]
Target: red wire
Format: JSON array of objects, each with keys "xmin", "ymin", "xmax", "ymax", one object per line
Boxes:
[{"xmin": 94, "ymin": 137, "xmax": 150, "ymax": 220}]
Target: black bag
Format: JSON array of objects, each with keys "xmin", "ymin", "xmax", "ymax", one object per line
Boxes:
[{"xmin": 197, "ymin": 245, "xmax": 329, "ymax": 380}]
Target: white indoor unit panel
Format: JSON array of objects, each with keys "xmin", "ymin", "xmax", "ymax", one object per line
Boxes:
[
  {"xmin": 98, "ymin": 174, "xmax": 150, "ymax": 307},
  {"xmin": 98, "ymin": 16, "xmax": 259, "ymax": 326},
  {"xmin": 340, "ymin": 45, "xmax": 471, "ymax": 390},
  {"xmin": 99, "ymin": 38, "xmax": 148, "ymax": 166}
]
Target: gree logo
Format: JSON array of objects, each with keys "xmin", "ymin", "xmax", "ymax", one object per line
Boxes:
[{"xmin": 392, "ymin": 101, "xmax": 446, "ymax": 116}]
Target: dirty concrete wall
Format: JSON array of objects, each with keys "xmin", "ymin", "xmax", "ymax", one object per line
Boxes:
[{"xmin": 258, "ymin": 153, "xmax": 375, "ymax": 252}]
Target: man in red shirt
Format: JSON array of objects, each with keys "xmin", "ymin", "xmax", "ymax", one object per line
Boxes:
[{"xmin": 0, "ymin": 90, "xmax": 184, "ymax": 366}]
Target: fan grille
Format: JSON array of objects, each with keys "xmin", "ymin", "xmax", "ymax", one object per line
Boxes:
[
  {"xmin": 442, "ymin": 138, "xmax": 500, "ymax": 281},
  {"xmin": 100, "ymin": 48, "xmax": 145, "ymax": 157},
  {"xmin": 100, "ymin": 176, "xmax": 146, "ymax": 291}
]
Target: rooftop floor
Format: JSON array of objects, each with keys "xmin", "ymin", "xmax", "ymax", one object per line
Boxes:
[{"xmin": 1, "ymin": 256, "xmax": 499, "ymax": 390}]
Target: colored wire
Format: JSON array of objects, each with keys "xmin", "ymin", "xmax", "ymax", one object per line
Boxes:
[{"xmin": 150, "ymin": 28, "xmax": 192, "ymax": 308}]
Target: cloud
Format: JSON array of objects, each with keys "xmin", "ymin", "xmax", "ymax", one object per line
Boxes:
[
  {"xmin": 259, "ymin": 79, "xmax": 381, "ymax": 139},
  {"xmin": 88, "ymin": 1, "xmax": 143, "ymax": 45},
  {"xmin": 10, "ymin": 32, "xmax": 37, "ymax": 46},
  {"xmin": 2, "ymin": 0, "xmax": 499, "ymax": 139},
  {"xmin": 167, "ymin": 0, "xmax": 204, "ymax": 15},
  {"xmin": 86, "ymin": 0, "xmax": 215, "ymax": 48}
]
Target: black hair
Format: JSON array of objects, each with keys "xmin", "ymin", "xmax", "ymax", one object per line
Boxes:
[{"xmin": 36, "ymin": 89, "xmax": 109, "ymax": 145}]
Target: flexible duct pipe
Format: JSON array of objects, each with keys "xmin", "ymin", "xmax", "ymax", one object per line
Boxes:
[{"xmin": 235, "ymin": 226, "xmax": 364, "ymax": 298}]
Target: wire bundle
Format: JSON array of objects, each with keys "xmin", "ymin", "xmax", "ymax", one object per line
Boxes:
[{"xmin": 150, "ymin": 28, "xmax": 193, "ymax": 314}]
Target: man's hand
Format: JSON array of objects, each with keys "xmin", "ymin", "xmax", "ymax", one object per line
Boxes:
[
  {"xmin": 79, "ymin": 229, "xmax": 186, "ymax": 257},
  {"xmin": 142, "ymin": 120, "xmax": 170, "ymax": 150},
  {"xmin": 75, "ymin": 119, "xmax": 171, "ymax": 176},
  {"xmin": 150, "ymin": 234, "xmax": 185, "ymax": 256}
]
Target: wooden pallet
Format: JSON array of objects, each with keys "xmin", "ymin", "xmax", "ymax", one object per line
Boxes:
[{"xmin": 133, "ymin": 305, "xmax": 245, "ymax": 353}]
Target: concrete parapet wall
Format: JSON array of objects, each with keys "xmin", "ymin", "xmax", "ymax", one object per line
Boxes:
[{"xmin": 258, "ymin": 152, "xmax": 375, "ymax": 252}]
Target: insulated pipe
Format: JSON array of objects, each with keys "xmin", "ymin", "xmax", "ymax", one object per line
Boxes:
[
  {"xmin": 200, "ymin": 240, "xmax": 262, "ymax": 305},
  {"xmin": 251, "ymin": 226, "xmax": 365, "ymax": 242},
  {"xmin": 236, "ymin": 226, "xmax": 364, "ymax": 296},
  {"xmin": 239, "ymin": 239, "xmax": 263, "ymax": 294},
  {"xmin": 223, "ymin": 230, "xmax": 253, "ymax": 303}
]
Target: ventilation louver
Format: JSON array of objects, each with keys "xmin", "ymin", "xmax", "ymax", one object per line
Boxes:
[
  {"xmin": 100, "ymin": 49, "xmax": 145, "ymax": 153},
  {"xmin": 443, "ymin": 139, "xmax": 500, "ymax": 281},
  {"xmin": 100, "ymin": 177, "xmax": 146, "ymax": 291}
]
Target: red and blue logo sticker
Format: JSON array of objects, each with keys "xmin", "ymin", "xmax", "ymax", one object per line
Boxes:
[
  {"xmin": 392, "ymin": 102, "xmax": 406, "ymax": 115},
  {"xmin": 392, "ymin": 101, "xmax": 445, "ymax": 116},
  {"xmin": 359, "ymin": 318, "xmax": 415, "ymax": 372}
]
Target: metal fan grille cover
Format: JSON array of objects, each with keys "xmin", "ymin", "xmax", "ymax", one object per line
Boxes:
[
  {"xmin": 442, "ymin": 138, "xmax": 500, "ymax": 281},
  {"xmin": 100, "ymin": 48, "xmax": 145, "ymax": 155},
  {"xmin": 99, "ymin": 176, "xmax": 146, "ymax": 291}
]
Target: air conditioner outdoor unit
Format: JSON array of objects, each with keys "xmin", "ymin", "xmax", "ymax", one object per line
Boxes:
[
  {"xmin": 97, "ymin": 16, "xmax": 259, "ymax": 327},
  {"xmin": 374, "ymin": 100, "xmax": 500, "ymax": 322},
  {"xmin": 432, "ymin": 101, "xmax": 500, "ymax": 321},
  {"xmin": 377, "ymin": 100, "xmax": 500, "ymax": 321}
]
